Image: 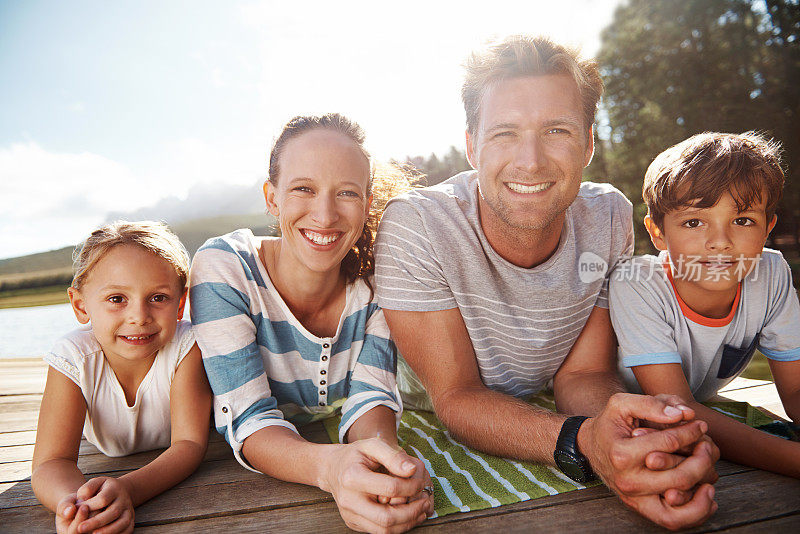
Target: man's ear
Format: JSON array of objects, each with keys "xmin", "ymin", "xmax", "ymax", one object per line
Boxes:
[
  {"xmin": 465, "ymin": 130, "xmax": 478, "ymax": 170},
  {"xmin": 264, "ymin": 181, "xmax": 279, "ymax": 217},
  {"xmin": 644, "ymin": 215, "xmax": 668, "ymax": 251},
  {"xmin": 584, "ymin": 125, "xmax": 595, "ymax": 168},
  {"xmin": 177, "ymin": 289, "xmax": 188, "ymax": 320},
  {"xmin": 67, "ymin": 287, "xmax": 91, "ymax": 325}
]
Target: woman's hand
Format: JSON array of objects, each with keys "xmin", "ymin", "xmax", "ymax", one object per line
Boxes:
[
  {"xmin": 321, "ymin": 437, "xmax": 434, "ymax": 533},
  {"xmin": 72, "ymin": 477, "xmax": 134, "ymax": 534}
]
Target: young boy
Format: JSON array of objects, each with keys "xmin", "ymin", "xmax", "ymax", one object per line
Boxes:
[{"xmin": 610, "ymin": 131, "xmax": 800, "ymax": 478}]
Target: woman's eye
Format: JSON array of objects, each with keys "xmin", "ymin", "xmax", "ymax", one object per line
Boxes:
[
  {"xmin": 734, "ymin": 217, "xmax": 755, "ymax": 226},
  {"xmin": 107, "ymin": 296, "xmax": 124, "ymax": 304},
  {"xmin": 339, "ymin": 190, "xmax": 361, "ymax": 198},
  {"xmin": 682, "ymin": 219, "xmax": 702, "ymax": 228}
]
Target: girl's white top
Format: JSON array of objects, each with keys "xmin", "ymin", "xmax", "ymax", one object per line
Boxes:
[{"xmin": 43, "ymin": 320, "xmax": 195, "ymax": 457}]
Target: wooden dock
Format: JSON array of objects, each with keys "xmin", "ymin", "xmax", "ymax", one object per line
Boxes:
[{"xmin": 1, "ymin": 357, "xmax": 798, "ymax": 532}]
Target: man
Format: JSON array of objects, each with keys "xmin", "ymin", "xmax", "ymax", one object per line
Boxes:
[{"xmin": 375, "ymin": 35, "xmax": 719, "ymax": 530}]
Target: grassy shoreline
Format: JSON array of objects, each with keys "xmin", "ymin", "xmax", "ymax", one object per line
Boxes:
[{"xmin": 0, "ymin": 285, "xmax": 69, "ymax": 309}]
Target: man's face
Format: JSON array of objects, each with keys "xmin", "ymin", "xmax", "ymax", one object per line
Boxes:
[{"xmin": 467, "ymin": 74, "xmax": 593, "ymax": 235}]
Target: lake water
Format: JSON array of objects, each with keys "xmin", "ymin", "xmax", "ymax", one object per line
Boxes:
[
  {"xmin": 0, "ymin": 303, "xmax": 188, "ymax": 358},
  {"xmin": 0, "ymin": 303, "xmax": 81, "ymax": 358}
]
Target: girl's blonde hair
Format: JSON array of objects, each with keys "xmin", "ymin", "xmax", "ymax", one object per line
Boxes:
[
  {"xmin": 267, "ymin": 113, "xmax": 420, "ymax": 289},
  {"xmin": 72, "ymin": 221, "xmax": 190, "ymax": 290}
]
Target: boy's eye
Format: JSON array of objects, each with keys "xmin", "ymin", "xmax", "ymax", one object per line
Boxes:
[
  {"xmin": 107, "ymin": 295, "xmax": 124, "ymax": 304},
  {"xmin": 734, "ymin": 217, "xmax": 755, "ymax": 226},
  {"xmin": 151, "ymin": 294, "xmax": 169, "ymax": 303},
  {"xmin": 682, "ymin": 219, "xmax": 702, "ymax": 228}
]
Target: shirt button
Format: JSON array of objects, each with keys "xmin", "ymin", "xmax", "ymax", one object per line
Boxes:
[
  {"xmin": 321, "ymin": 355, "xmax": 328, "ymax": 361},
  {"xmin": 320, "ymin": 380, "xmax": 326, "ymax": 385},
  {"xmin": 320, "ymin": 390, "xmax": 326, "ymax": 395},
  {"xmin": 320, "ymin": 369, "xmax": 326, "ymax": 375},
  {"xmin": 323, "ymin": 343, "xmax": 330, "ymax": 348},
  {"xmin": 319, "ymin": 402, "xmax": 326, "ymax": 406}
]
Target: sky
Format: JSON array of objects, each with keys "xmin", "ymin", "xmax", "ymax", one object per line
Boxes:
[{"xmin": 0, "ymin": 0, "xmax": 622, "ymax": 259}]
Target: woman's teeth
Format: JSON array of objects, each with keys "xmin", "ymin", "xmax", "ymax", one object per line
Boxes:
[{"xmin": 303, "ymin": 230, "xmax": 340, "ymax": 245}]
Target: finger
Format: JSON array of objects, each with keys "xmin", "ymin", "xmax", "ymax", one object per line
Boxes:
[
  {"xmin": 57, "ymin": 495, "xmax": 78, "ymax": 519},
  {"xmin": 92, "ymin": 508, "xmax": 133, "ymax": 534},
  {"xmin": 609, "ymin": 393, "xmax": 695, "ymax": 426},
  {"xmin": 377, "ymin": 495, "xmax": 391, "ymax": 504},
  {"xmin": 623, "ymin": 420, "xmax": 708, "ymax": 457},
  {"xmin": 344, "ymin": 464, "xmax": 428, "ymax": 498},
  {"xmin": 68, "ymin": 505, "xmax": 90, "ymax": 534},
  {"xmin": 663, "ymin": 487, "xmax": 693, "ymax": 507},
  {"xmin": 340, "ymin": 489, "xmax": 431, "ymax": 531},
  {"xmin": 388, "ymin": 496, "xmax": 409, "ymax": 505},
  {"xmin": 644, "ymin": 451, "xmax": 684, "ymax": 470},
  {"xmin": 652, "ymin": 394, "xmax": 695, "ymax": 420},
  {"xmin": 358, "ymin": 438, "xmax": 419, "ymax": 478},
  {"xmin": 76, "ymin": 478, "xmax": 105, "ymax": 502},
  {"xmin": 634, "ymin": 484, "xmax": 717, "ymax": 531},
  {"xmin": 77, "ymin": 503, "xmax": 122, "ymax": 533}
]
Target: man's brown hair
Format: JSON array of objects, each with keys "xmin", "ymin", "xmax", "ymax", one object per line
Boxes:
[
  {"xmin": 643, "ymin": 131, "xmax": 784, "ymax": 229},
  {"xmin": 462, "ymin": 35, "xmax": 603, "ymax": 138}
]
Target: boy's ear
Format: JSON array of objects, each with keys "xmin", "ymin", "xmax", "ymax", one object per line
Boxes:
[
  {"xmin": 177, "ymin": 289, "xmax": 188, "ymax": 320},
  {"xmin": 264, "ymin": 181, "xmax": 280, "ymax": 217},
  {"xmin": 67, "ymin": 287, "xmax": 91, "ymax": 325},
  {"xmin": 767, "ymin": 214, "xmax": 778, "ymax": 235},
  {"xmin": 644, "ymin": 215, "xmax": 668, "ymax": 251}
]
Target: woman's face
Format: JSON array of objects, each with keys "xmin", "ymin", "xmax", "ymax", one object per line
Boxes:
[{"xmin": 265, "ymin": 129, "xmax": 372, "ymax": 277}]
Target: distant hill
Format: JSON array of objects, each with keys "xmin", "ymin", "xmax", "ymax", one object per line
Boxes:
[{"xmin": 0, "ymin": 213, "xmax": 277, "ymax": 291}]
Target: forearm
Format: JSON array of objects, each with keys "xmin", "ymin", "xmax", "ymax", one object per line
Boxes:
[
  {"xmin": 31, "ymin": 459, "xmax": 86, "ymax": 512},
  {"xmin": 690, "ymin": 401, "xmax": 800, "ymax": 477},
  {"xmin": 780, "ymin": 389, "xmax": 800, "ymax": 424},
  {"xmin": 434, "ymin": 385, "xmax": 566, "ymax": 464},
  {"xmin": 553, "ymin": 369, "xmax": 625, "ymax": 417},
  {"xmin": 241, "ymin": 425, "xmax": 344, "ymax": 492},
  {"xmin": 119, "ymin": 439, "xmax": 207, "ymax": 507},
  {"xmin": 345, "ymin": 405, "xmax": 398, "ymax": 446}
]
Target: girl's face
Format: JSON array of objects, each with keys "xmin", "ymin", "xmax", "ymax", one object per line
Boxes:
[
  {"xmin": 265, "ymin": 129, "xmax": 372, "ymax": 277},
  {"xmin": 68, "ymin": 244, "xmax": 186, "ymax": 368}
]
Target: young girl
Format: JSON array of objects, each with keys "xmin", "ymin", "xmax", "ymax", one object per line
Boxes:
[
  {"xmin": 32, "ymin": 221, "xmax": 212, "ymax": 534},
  {"xmin": 189, "ymin": 113, "xmax": 434, "ymax": 533}
]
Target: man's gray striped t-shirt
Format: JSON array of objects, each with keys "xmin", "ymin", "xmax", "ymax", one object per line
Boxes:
[{"xmin": 374, "ymin": 171, "xmax": 633, "ymax": 400}]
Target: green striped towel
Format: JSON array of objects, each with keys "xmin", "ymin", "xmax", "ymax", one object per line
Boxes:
[{"xmin": 323, "ymin": 393, "xmax": 783, "ymax": 518}]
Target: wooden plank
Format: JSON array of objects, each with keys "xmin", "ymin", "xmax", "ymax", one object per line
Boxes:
[
  {"xmin": 713, "ymin": 512, "xmax": 800, "ymax": 531},
  {"xmin": 715, "ymin": 383, "xmax": 788, "ymax": 420},
  {"xmin": 718, "ymin": 377, "xmax": 772, "ymax": 392},
  {"xmin": 0, "ymin": 430, "xmax": 36, "ymax": 447}
]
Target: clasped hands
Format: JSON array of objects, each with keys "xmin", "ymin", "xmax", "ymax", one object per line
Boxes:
[
  {"xmin": 320, "ymin": 437, "xmax": 434, "ymax": 534},
  {"xmin": 55, "ymin": 477, "xmax": 134, "ymax": 534},
  {"xmin": 578, "ymin": 393, "xmax": 720, "ymax": 531}
]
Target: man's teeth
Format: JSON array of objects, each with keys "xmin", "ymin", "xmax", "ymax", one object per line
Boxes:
[
  {"xmin": 303, "ymin": 231, "xmax": 340, "ymax": 245},
  {"xmin": 507, "ymin": 182, "xmax": 552, "ymax": 194}
]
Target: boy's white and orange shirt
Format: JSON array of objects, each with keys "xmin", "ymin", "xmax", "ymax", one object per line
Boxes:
[{"xmin": 609, "ymin": 249, "xmax": 800, "ymax": 401}]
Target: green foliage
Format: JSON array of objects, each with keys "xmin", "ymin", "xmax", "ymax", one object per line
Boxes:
[
  {"xmin": 405, "ymin": 146, "xmax": 471, "ymax": 186},
  {"xmin": 592, "ymin": 0, "xmax": 800, "ymax": 261}
]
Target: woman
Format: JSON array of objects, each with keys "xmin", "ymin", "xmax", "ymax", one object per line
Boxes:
[{"xmin": 189, "ymin": 113, "xmax": 433, "ymax": 533}]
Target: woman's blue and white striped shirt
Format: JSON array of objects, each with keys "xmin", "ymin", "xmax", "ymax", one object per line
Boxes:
[{"xmin": 189, "ymin": 229, "xmax": 400, "ymax": 471}]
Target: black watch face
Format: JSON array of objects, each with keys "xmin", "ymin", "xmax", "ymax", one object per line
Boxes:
[{"xmin": 555, "ymin": 451, "xmax": 589, "ymax": 483}]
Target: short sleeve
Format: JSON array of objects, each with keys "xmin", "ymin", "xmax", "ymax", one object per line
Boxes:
[
  {"xmin": 757, "ymin": 253, "xmax": 800, "ymax": 361},
  {"xmin": 374, "ymin": 197, "xmax": 457, "ymax": 311},
  {"xmin": 338, "ymin": 305, "xmax": 401, "ymax": 443},
  {"xmin": 43, "ymin": 328, "xmax": 94, "ymax": 388},
  {"xmin": 609, "ymin": 260, "xmax": 682, "ymax": 367},
  {"xmin": 596, "ymin": 191, "xmax": 634, "ymax": 309},
  {"xmin": 173, "ymin": 320, "xmax": 197, "ymax": 368}
]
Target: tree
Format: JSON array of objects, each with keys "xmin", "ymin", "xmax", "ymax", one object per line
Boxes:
[{"xmin": 593, "ymin": 0, "xmax": 800, "ymax": 259}]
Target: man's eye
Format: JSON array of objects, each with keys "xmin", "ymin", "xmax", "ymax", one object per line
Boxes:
[
  {"xmin": 107, "ymin": 296, "xmax": 124, "ymax": 304},
  {"xmin": 734, "ymin": 217, "xmax": 755, "ymax": 226},
  {"xmin": 547, "ymin": 128, "xmax": 569, "ymax": 135},
  {"xmin": 682, "ymin": 219, "xmax": 702, "ymax": 228},
  {"xmin": 292, "ymin": 186, "xmax": 312, "ymax": 193},
  {"xmin": 493, "ymin": 131, "xmax": 513, "ymax": 138}
]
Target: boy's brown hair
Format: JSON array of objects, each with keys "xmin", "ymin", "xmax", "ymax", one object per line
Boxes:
[{"xmin": 643, "ymin": 131, "xmax": 784, "ymax": 229}]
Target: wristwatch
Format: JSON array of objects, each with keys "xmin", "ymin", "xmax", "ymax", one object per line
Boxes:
[{"xmin": 554, "ymin": 416, "xmax": 596, "ymax": 483}]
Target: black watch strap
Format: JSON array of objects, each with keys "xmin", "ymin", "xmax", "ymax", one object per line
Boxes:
[{"xmin": 554, "ymin": 416, "xmax": 596, "ymax": 483}]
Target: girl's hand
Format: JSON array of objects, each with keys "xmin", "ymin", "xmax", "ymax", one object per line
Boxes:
[
  {"xmin": 55, "ymin": 493, "xmax": 78, "ymax": 534},
  {"xmin": 74, "ymin": 477, "xmax": 134, "ymax": 533},
  {"xmin": 321, "ymin": 438, "xmax": 434, "ymax": 533}
]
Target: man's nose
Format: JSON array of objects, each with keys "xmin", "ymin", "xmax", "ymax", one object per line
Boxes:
[{"xmin": 514, "ymin": 135, "xmax": 545, "ymax": 174}]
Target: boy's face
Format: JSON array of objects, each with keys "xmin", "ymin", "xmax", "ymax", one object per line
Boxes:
[
  {"xmin": 68, "ymin": 244, "xmax": 186, "ymax": 369},
  {"xmin": 645, "ymin": 191, "xmax": 777, "ymax": 297}
]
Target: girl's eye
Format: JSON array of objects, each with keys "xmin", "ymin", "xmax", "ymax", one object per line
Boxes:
[
  {"xmin": 734, "ymin": 217, "xmax": 755, "ymax": 226},
  {"xmin": 107, "ymin": 296, "xmax": 124, "ymax": 304},
  {"xmin": 682, "ymin": 219, "xmax": 702, "ymax": 228}
]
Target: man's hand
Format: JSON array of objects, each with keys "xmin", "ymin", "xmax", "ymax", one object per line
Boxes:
[
  {"xmin": 578, "ymin": 393, "xmax": 719, "ymax": 530},
  {"xmin": 320, "ymin": 438, "xmax": 434, "ymax": 533},
  {"xmin": 72, "ymin": 477, "xmax": 134, "ymax": 534}
]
